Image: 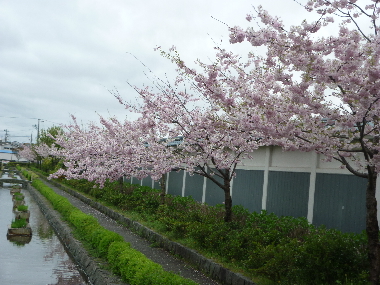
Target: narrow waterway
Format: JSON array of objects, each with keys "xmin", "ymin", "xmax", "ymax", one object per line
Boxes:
[{"xmin": 0, "ymin": 178, "xmax": 90, "ymax": 285}]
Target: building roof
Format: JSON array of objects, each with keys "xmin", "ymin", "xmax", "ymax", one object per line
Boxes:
[{"xmin": 0, "ymin": 150, "xmax": 15, "ymax": 154}]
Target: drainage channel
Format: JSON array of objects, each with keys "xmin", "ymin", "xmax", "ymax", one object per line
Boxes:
[{"xmin": 0, "ymin": 181, "xmax": 90, "ymax": 285}]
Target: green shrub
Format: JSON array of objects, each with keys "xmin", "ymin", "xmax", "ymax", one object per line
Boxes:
[
  {"xmin": 294, "ymin": 228, "xmax": 368, "ymax": 284},
  {"xmin": 119, "ymin": 249, "xmax": 159, "ymax": 282},
  {"xmin": 61, "ymin": 179, "xmax": 96, "ymax": 194},
  {"xmin": 32, "ymin": 179, "xmax": 46, "ymax": 191},
  {"xmin": 108, "ymin": 241, "xmax": 132, "ymax": 274},
  {"xmin": 89, "ymin": 187, "xmax": 104, "ymax": 199},
  {"xmin": 52, "ymin": 197, "xmax": 77, "ymax": 219},
  {"xmin": 69, "ymin": 210, "xmax": 99, "ymax": 237},
  {"xmin": 89, "ymin": 229, "xmax": 124, "ymax": 258},
  {"xmin": 98, "ymin": 232, "xmax": 124, "ymax": 257},
  {"xmin": 21, "ymin": 168, "xmax": 39, "ymax": 181},
  {"xmin": 90, "ymin": 228, "xmax": 108, "ymax": 249},
  {"xmin": 248, "ymin": 229, "xmax": 368, "ymax": 285},
  {"xmin": 102, "ymin": 186, "xmax": 127, "ymax": 206},
  {"xmin": 121, "ymin": 185, "xmax": 161, "ymax": 214},
  {"xmin": 156, "ymin": 196, "xmax": 226, "ymax": 239},
  {"xmin": 32, "ymin": 172, "xmax": 370, "ymax": 284},
  {"xmin": 108, "ymin": 242, "xmax": 197, "ymax": 285}
]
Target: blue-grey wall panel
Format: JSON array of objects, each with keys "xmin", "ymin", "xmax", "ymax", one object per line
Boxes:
[
  {"xmin": 153, "ymin": 179, "xmax": 161, "ymax": 190},
  {"xmin": 313, "ymin": 173, "xmax": 366, "ymax": 233},
  {"xmin": 267, "ymin": 171, "xmax": 309, "ymax": 218},
  {"xmin": 184, "ymin": 173, "xmax": 204, "ymax": 202},
  {"xmin": 132, "ymin": 177, "xmax": 141, "ymax": 185},
  {"xmin": 233, "ymin": 169, "xmax": 264, "ymax": 213},
  {"xmin": 142, "ymin": 176, "xmax": 153, "ymax": 187},
  {"xmin": 167, "ymin": 171, "xmax": 183, "ymax": 196},
  {"xmin": 205, "ymin": 170, "xmax": 225, "ymax": 206}
]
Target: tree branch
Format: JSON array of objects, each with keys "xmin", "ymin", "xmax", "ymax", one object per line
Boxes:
[{"xmin": 334, "ymin": 155, "xmax": 368, "ymax": 178}]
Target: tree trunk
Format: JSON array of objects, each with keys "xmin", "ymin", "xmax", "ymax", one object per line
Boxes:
[
  {"xmin": 223, "ymin": 178, "xmax": 232, "ymax": 222},
  {"xmin": 118, "ymin": 176, "xmax": 124, "ymax": 192},
  {"xmin": 367, "ymin": 170, "xmax": 380, "ymax": 285},
  {"xmin": 160, "ymin": 173, "xmax": 167, "ymax": 204}
]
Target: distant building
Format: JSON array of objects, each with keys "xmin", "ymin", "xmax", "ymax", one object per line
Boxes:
[{"xmin": 0, "ymin": 142, "xmax": 28, "ymax": 163}]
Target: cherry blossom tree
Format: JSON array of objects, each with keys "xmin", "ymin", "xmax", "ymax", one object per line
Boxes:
[
  {"xmin": 20, "ymin": 126, "xmax": 65, "ymax": 171},
  {"xmin": 47, "ymin": 48, "xmax": 269, "ymax": 222},
  {"xmin": 113, "ymin": 68, "xmax": 268, "ymax": 221},
  {"xmin": 47, "ymin": 114, "xmax": 183, "ymax": 205},
  {"xmin": 49, "ymin": 116, "xmax": 148, "ymax": 186},
  {"xmin": 19, "ymin": 144, "xmax": 37, "ymax": 162},
  {"xmin": 227, "ymin": 1, "xmax": 380, "ymax": 283}
]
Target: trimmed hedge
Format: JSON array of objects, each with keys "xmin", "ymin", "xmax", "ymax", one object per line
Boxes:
[
  {"xmin": 19, "ymin": 167, "xmax": 39, "ymax": 181},
  {"xmin": 29, "ymin": 175, "xmax": 197, "ymax": 285},
  {"xmin": 108, "ymin": 242, "xmax": 196, "ymax": 285}
]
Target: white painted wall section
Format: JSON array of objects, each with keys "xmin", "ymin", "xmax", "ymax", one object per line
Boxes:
[
  {"xmin": 182, "ymin": 171, "xmax": 186, "ymax": 197},
  {"xmin": 261, "ymin": 146, "xmax": 272, "ymax": 210},
  {"xmin": 165, "ymin": 172, "xmax": 169, "ymax": 194},
  {"xmin": 307, "ymin": 152, "xmax": 318, "ymax": 223}
]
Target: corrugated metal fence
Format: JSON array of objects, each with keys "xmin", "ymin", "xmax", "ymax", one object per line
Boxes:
[{"xmin": 130, "ymin": 146, "xmax": 371, "ymax": 233}]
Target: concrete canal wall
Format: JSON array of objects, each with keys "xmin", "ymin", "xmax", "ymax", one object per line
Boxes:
[{"xmin": 26, "ymin": 183, "xmax": 127, "ymax": 285}]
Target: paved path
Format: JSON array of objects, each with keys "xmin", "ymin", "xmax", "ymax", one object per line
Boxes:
[{"xmin": 41, "ymin": 180, "xmax": 220, "ymax": 285}]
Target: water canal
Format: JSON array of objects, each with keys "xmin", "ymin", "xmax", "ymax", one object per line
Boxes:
[{"xmin": 0, "ymin": 177, "xmax": 90, "ymax": 285}]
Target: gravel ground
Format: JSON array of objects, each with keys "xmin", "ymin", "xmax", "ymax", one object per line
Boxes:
[{"xmin": 41, "ymin": 180, "xmax": 221, "ymax": 285}]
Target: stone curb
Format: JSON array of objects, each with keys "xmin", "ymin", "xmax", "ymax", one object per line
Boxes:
[
  {"xmin": 45, "ymin": 178, "xmax": 256, "ymax": 285},
  {"xmin": 26, "ymin": 182, "xmax": 128, "ymax": 285}
]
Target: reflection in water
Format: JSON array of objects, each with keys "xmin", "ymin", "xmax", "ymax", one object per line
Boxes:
[
  {"xmin": 7, "ymin": 234, "xmax": 32, "ymax": 246},
  {"xmin": 0, "ymin": 185, "xmax": 90, "ymax": 285},
  {"xmin": 37, "ymin": 220, "xmax": 54, "ymax": 239}
]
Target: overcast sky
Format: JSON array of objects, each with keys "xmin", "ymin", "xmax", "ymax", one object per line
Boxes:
[{"xmin": 0, "ymin": 0, "xmax": 312, "ymax": 143}]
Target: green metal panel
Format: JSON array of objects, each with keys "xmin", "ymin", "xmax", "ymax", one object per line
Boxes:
[
  {"xmin": 131, "ymin": 177, "xmax": 141, "ymax": 185},
  {"xmin": 184, "ymin": 172, "xmax": 204, "ymax": 202},
  {"xmin": 313, "ymin": 173, "xmax": 366, "ymax": 233},
  {"xmin": 205, "ymin": 170, "xmax": 225, "ymax": 206},
  {"xmin": 233, "ymin": 169, "xmax": 264, "ymax": 213},
  {"xmin": 167, "ymin": 170, "xmax": 183, "ymax": 196},
  {"xmin": 153, "ymin": 179, "xmax": 161, "ymax": 190},
  {"xmin": 267, "ymin": 171, "xmax": 309, "ymax": 218},
  {"xmin": 142, "ymin": 176, "xmax": 153, "ymax": 187}
]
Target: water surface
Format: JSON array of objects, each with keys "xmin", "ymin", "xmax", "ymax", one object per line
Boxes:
[{"xmin": 0, "ymin": 180, "xmax": 90, "ymax": 285}]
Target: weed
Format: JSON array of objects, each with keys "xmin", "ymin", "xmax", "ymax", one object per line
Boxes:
[
  {"xmin": 17, "ymin": 205, "xmax": 28, "ymax": 212},
  {"xmin": 11, "ymin": 218, "xmax": 27, "ymax": 228}
]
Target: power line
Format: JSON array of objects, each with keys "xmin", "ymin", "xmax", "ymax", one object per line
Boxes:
[{"xmin": 0, "ymin": 115, "xmax": 61, "ymax": 125}]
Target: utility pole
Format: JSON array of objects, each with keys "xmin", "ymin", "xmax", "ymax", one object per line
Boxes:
[
  {"xmin": 3, "ymin": 129, "xmax": 9, "ymax": 142},
  {"xmin": 33, "ymin": 118, "xmax": 44, "ymax": 169},
  {"xmin": 33, "ymin": 119, "xmax": 43, "ymax": 144},
  {"xmin": 37, "ymin": 118, "xmax": 40, "ymax": 144}
]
